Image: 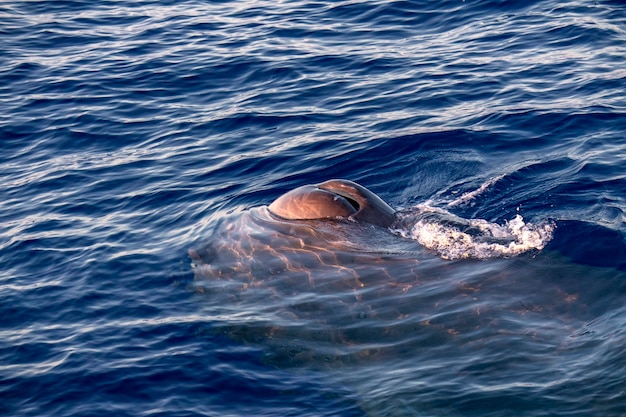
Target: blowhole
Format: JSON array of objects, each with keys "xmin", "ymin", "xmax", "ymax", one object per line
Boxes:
[{"xmin": 344, "ymin": 196, "xmax": 360, "ymax": 211}]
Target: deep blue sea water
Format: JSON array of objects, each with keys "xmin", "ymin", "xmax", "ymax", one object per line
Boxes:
[{"xmin": 2, "ymin": 0, "xmax": 626, "ymax": 416}]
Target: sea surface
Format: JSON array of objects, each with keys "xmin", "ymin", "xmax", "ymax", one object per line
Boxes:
[{"xmin": 2, "ymin": 1, "xmax": 626, "ymax": 416}]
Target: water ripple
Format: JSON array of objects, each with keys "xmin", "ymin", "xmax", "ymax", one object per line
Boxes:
[{"xmin": 2, "ymin": 0, "xmax": 626, "ymax": 416}]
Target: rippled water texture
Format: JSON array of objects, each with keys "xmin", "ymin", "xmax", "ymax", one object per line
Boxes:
[{"xmin": 2, "ymin": 1, "xmax": 626, "ymax": 416}]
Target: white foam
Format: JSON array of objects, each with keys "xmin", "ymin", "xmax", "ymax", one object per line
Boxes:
[{"xmin": 391, "ymin": 205, "xmax": 554, "ymax": 260}]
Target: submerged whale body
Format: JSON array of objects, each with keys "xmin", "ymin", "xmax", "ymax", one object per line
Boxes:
[{"xmin": 268, "ymin": 179, "xmax": 396, "ymax": 228}]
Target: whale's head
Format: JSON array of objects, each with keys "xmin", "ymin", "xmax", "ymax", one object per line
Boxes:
[{"xmin": 268, "ymin": 179, "xmax": 396, "ymax": 228}]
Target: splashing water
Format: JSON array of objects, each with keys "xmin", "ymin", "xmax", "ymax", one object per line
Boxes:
[{"xmin": 391, "ymin": 205, "xmax": 555, "ymax": 260}]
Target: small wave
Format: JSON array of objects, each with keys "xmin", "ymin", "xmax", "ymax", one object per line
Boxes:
[
  {"xmin": 446, "ymin": 174, "xmax": 506, "ymax": 207},
  {"xmin": 391, "ymin": 205, "xmax": 554, "ymax": 260}
]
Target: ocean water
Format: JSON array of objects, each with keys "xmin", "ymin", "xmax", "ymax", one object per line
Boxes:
[{"xmin": 2, "ymin": 0, "xmax": 626, "ymax": 416}]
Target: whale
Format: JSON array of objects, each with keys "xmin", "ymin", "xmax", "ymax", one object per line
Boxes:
[{"xmin": 268, "ymin": 179, "xmax": 396, "ymax": 228}]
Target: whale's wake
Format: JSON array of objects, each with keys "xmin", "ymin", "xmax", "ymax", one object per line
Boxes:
[
  {"xmin": 390, "ymin": 174, "xmax": 554, "ymax": 259},
  {"xmin": 391, "ymin": 205, "xmax": 554, "ymax": 260}
]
